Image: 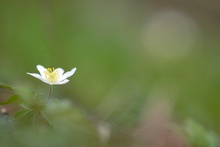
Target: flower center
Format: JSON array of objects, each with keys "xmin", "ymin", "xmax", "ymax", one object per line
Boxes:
[{"xmin": 44, "ymin": 68, "xmax": 59, "ymax": 83}]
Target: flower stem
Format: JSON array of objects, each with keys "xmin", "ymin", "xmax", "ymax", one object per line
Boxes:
[{"xmin": 46, "ymin": 85, "xmax": 53, "ymax": 103}]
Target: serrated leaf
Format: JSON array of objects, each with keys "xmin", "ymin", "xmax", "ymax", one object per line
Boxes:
[
  {"xmin": 19, "ymin": 104, "xmax": 31, "ymax": 110},
  {"xmin": 41, "ymin": 112, "xmax": 54, "ymax": 128},
  {"xmin": 0, "ymin": 82, "xmax": 14, "ymax": 90},
  {"xmin": 13, "ymin": 109, "xmax": 35, "ymax": 125},
  {"xmin": 14, "ymin": 109, "xmax": 31, "ymax": 120},
  {"xmin": 0, "ymin": 94, "xmax": 20, "ymax": 105}
]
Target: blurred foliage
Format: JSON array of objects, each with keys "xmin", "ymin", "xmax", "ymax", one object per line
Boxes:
[
  {"xmin": 0, "ymin": 83, "xmax": 99, "ymax": 147},
  {"xmin": 185, "ymin": 119, "xmax": 218, "ymax": 147}
]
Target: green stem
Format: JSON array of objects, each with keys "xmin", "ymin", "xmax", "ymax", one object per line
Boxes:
[{"xmin": 46, "ymin": 85, "xmax": 53, "ymax": 103}]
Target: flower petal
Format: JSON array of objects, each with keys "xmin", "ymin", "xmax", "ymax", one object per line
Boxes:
[
  {"xmin": 55, "ymin": 68, "xmax": 64, "ymax": 76},
  {"xmin": 53, "ymin": 79, "xmax": 69, "ymax": 85},
  {"xmin": 27, "ymin": 72, "xmax": 51, "ymax": 85},
  {"xmin": 59, "ymin": 68, "xmax": 76, "ymax": 81},
  {"xmin": 36, "ymin": 65, "xmax": 46, "ymax": 78}
]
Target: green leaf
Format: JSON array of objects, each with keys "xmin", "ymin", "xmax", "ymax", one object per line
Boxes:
[
  {"xmin": 0, "ymin": 94, "xmax": 20, "ymax": 105},
  {"xmin": 14, "ymin": 109, "xmax": 31, "ymax": 120},
  {"xmin": 0, "ymin": 82, "xmax": 14, "ymax": 90},
  {"xmin": 185, "ymin": 119, "xmax": 218, "ymax": 147},
  {"xmin": 41, "ymin": 112, "xmax": 54, "ymax": 128},
  {"xmin": 13, "ymin": 109, "xmax": 35, "ymax": 126}
]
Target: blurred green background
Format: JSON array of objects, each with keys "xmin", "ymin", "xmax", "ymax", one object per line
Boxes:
[{"xmin": 1, "ymin": 0, "xmax": 220, "ymax": 146}]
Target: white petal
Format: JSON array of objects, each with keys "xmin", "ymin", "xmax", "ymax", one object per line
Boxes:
[
  {"xmin": 27, "ymin": 72, "xmax": 51, "ymax": 85},
  {"xmin": 55, "ymin": 68, "xmax": 64, "ymax": 76},
  {"xmin": 59, "ymin": 68, "xmax": 76, "ymax": 81},
  {"xmin": 27, "ymin": 73, "xmax": 42, "ymax": 80},
  {"xmin": 53, "ymin": 79, "xmax": 69, "ymax": 85},
  {"xmin": 36, "ymin": 65, "xmax": 46, "ymax": 78}
]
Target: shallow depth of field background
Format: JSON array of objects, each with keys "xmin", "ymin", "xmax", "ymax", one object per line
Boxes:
[{"xmin": 1, "ymin": 0, "xmax": 220, "ymax": 146}]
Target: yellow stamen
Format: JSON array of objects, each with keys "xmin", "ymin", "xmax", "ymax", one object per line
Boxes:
[
  {"xmin": 44, "ymin": 68, "xmax": 59, "ymax": 83},
  {"xmin": 47, "ymin": 68, "xmax": 55, "ymax": 73}
]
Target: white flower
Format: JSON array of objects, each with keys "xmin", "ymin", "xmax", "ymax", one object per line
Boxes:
[{"xmin": 27, "ymin": 65, "xmax": 76, "ymax": 85}]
